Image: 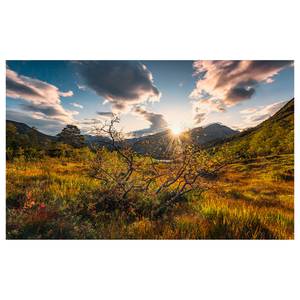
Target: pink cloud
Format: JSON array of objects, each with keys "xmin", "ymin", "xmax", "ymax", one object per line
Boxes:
[
  {"xmin": 6, "ymin": 68, "xmax": 76, "ymax": 124},
  {"xmin": 190, "ymin": 60, "xmax": 293, "ymax": 124}
]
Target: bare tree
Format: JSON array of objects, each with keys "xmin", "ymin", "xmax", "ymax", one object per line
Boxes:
[{"xmin": 89, "ymin": 116, "xmax": 233, "ymax": 204}]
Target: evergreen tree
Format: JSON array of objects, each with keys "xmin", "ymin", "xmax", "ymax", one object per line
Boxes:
[{"xmin": 57, "ymin": 125, "xmax": 85, "ymax": 148}]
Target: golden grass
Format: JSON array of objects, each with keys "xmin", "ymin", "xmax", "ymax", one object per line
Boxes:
[{"xmin": 6, "ymin": 155, "xmax": 294, "ymax": 239}]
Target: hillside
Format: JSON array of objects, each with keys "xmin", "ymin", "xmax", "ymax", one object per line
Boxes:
[
  {"xmin": 6, "ymin": 120, "xmax": 57, "ymax": 151},
  {"xmin": 6, "ymin": 120, "xmax": 57, "ymax": 142},
  {"xmin": 214, "ymin": 99, "xmax": 294, "ymax": 158}
]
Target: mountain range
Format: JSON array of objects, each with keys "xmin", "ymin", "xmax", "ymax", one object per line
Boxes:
[
  {"xmin": 6, "ymin": 98, "xmax": 294, "ymax": 158},
  {"xmin": 6, "ymin": 120, "xmax": 238, "ymax": 155},
  {"xmin": 126, "ymin": 123, "xmax": 238, "ymax": 157}
]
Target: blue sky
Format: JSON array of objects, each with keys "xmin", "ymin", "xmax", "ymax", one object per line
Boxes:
[{"xmin": 6, "ymin": 60, "xmax": 294, "ymax": 135}]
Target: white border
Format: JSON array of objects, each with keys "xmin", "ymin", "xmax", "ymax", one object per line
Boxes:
[{"xmin": 0, "ymin": 1, "xmax": 299, "ymax": 299}]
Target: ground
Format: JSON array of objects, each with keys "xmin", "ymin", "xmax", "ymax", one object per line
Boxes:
[{"xmin": 6, "ymin": 154, "xmax": 294, "ymax": 239}]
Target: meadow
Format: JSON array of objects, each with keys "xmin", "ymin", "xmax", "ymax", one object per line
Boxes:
[{"xmin": 6, "ymin": 153, "xmax": 294, "ymax": 239}]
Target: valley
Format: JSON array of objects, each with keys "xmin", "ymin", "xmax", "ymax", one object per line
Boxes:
[{"xmin": 6, "ymin": 99, "xmax": 294, "ymax": 239}]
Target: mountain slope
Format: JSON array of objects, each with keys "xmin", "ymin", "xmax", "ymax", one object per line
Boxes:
[
  {"xmin": 6, "ymin": 120, "xmax": 57, "ymax": 144},
  {"xmin": 214, "ymin": 98, "xmax": 294, "ymax": 157},
  {"xmin": 190, "ymin": 123, "xmax": 238, "ymax": 145}
]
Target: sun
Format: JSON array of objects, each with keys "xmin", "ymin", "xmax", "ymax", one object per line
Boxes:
[{"xmin": 170, "ymin": 125, "xmax": 183, "ymax": 136}]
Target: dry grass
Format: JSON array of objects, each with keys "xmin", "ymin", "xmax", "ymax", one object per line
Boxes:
[{"xmin": 6, "ymin": 155, "xmax": 294, "ymax": 239}]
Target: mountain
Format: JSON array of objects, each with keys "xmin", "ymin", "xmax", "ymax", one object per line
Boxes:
[
  {"xmin": 6, "ymin": 120, "xmax": 57, "ymax": 145},
  {"xmin": 6, "ymin": 119, "xmax": 239, "ymax": 158},
  {"xmin": 190, "ymin": 123, "xmax": 238, "ymax": 145},
  {"xmin": 213, "ymin": 98, "xmax": 294, "ymax": 157},
  {"xmin": 83, "ymin": 134, "xmax": 112, "ymax": 148},
  {"xmin": 8, "ymin": 97, "xmax": 293, "ymax": 159},
  {"xmin": 128, "ymin": 123, "xmax": 239, "ymax": 158}
]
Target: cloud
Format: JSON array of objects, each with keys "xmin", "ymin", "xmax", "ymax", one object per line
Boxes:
[
  {"xmin": 97, "ymin": 111, "xmax": 114, "ymax": 118},
  {"xmin": 80, "ymin": 118, "xmax": 104, "ymax": 125},
  {"xmin": 194, "ymin": 112, "xmax": 206, "ymax": 124},
  {"xmin": 75, "ymin": 61, "xmax": 161, "ymax": 112},
  {"xmin": 241, "ymin": 100, "xmax": 288, "ymax": 126},
  {"xmin": 240, "ymin": 107, "xmax": 258, "ymax": 114},
  {"xmin": 6, "ymin": 109, "xmax": 66, "ymax": 135},
  {"xmin": 60, "ymin": 91, "xmax": 74, "ymax": 97},
  {"xmin": 20, "ymin": 103, "xmax": 75, "ymax": 118},
  {"xmin": 192, "ymin": 98, "xmax": 225, "ymax": 124},
  {"xmin": 71, "ymin": 102, "xmax": 84, "ymax": 109},
  {"xmin": 77, "ymin": 117, "xmax": 118, "ymax": 135},
  {"xmin": 6, "ymin": 68, "xmax": 76, "ymax": 124},
  {"xmin": 190, "ymin": 60, "xmax": 293, "ymax": 124},
  {"xmin": 131, "ymin": 106, "xmax": 168, "ymax": 137},
  {"xmin": 77, "ymin": 112, "xmax": 115, "ymax": 133},
  {"xmin": 77, "ymin": 84, "xmax": 86, "ymax": 91}
]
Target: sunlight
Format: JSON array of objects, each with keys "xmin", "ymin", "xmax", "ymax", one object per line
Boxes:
[{"xmin": 170, "ymin": 125, "xmax": 183, "ymax": 136}]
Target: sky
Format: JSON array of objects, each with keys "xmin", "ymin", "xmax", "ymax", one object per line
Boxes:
[{"xmin": 6, "ymin": 60, "xmax": 294, "ymax": 136}]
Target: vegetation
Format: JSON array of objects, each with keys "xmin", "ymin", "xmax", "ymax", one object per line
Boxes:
[
  {"xmin": 6, "ymin": 122, "xmax": 89, "ymax": 161},
  {"xmin": 211, "ymin": 99, "xmax": 294, "ymax": 158},
  {"xmin": 6, "ymin": 154, "xmax": 293, "ymax": 239},
  {"xmin": 6, "ymin": 100, "xmax": 294, "ymax": 239},
  {"xmin": 57, "ymin": 124, "xmax": 85, "ymax": 148}
]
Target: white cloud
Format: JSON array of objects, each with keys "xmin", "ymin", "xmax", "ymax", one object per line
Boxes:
[
  {"xmin": 241, "ymin": 100, "xmax": 288, "ymax": 126},
  {"xmin": 71, "ymin": 102, "xmax": 84, "ymax": 109},
  {"xmin": 240, "ymin": 107, "xmax": 258, "ymax": 114},
  {"xmin": 77, "ymin": 84, "xmax": 87, "ymax": 91}
]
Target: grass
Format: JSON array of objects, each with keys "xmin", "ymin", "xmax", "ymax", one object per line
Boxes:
[{"xmin": 6, "ymin": 154, "xmax": 294, "ymax": 239}]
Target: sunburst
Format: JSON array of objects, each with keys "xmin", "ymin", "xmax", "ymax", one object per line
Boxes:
[{"xmin": 170, "ymin": 125, "xmax": 183, "ymax": 136}]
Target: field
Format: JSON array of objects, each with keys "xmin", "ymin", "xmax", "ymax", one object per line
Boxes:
[{"xmin": 6, "ymin": 154, "xmax": 294, "ymax": 239}]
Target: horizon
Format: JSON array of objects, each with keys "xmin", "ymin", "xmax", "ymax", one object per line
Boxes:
[
  {"xmin": 7, "ymin": 100, "xmax": 292, "ymax": 138},
  {"xmin": 6, "ymin": 60, "xmax": 294, "ymax": 136},
  {"xmin": 8, "ymin": 117, "xmax": 241, "ymax": 137}
]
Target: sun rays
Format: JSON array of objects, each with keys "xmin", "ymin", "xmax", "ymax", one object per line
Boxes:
[{"xmin": 169, "ymin": 125, "xmax": 184, "ymax": 136}]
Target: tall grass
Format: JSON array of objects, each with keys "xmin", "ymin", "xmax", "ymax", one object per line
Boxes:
[{"xmin": 6, "ymin": 154, "xmax": 294, "ymax": 239}]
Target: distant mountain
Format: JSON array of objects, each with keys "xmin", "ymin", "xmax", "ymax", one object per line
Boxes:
[
  {"xmin": 127, "ymin": 123, "xmax": 239, "ymax": 158},
  {"xmin": 8, "ymin": 97, "xmax": 292, "ymax": 159},
  {"xmin": 83, "ymin": 134, "xmax": 111, "ymax": 147},
  {"xmin": 190, "ymin": 123, "xmax": 238, "ymax": 145},
  {"xmin": 213, "ymin": 98, "xmax": 294, "ymax": 157},
  {"xmin": 6, "ymin": 120, "xmax": 56, "ymax": 145},
  {"xmin": 6, "ymin": 119, "xmax": 239, "ymax": 158}
]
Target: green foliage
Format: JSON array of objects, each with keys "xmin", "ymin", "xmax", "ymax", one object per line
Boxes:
[
  {"xmin": 7, "ymin": 123, "xmax": 47, "ymax": 161},
  {"xmin": 6, "ymin": 121, "xmax": 93, "ymax": 162},
  {"xmin": 57, "ymin": 125, "xmax": 85, "ymax": 148},
  {"xmin": 214, "ymin": 99, "xmax": 294, "ymax": 159}
]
